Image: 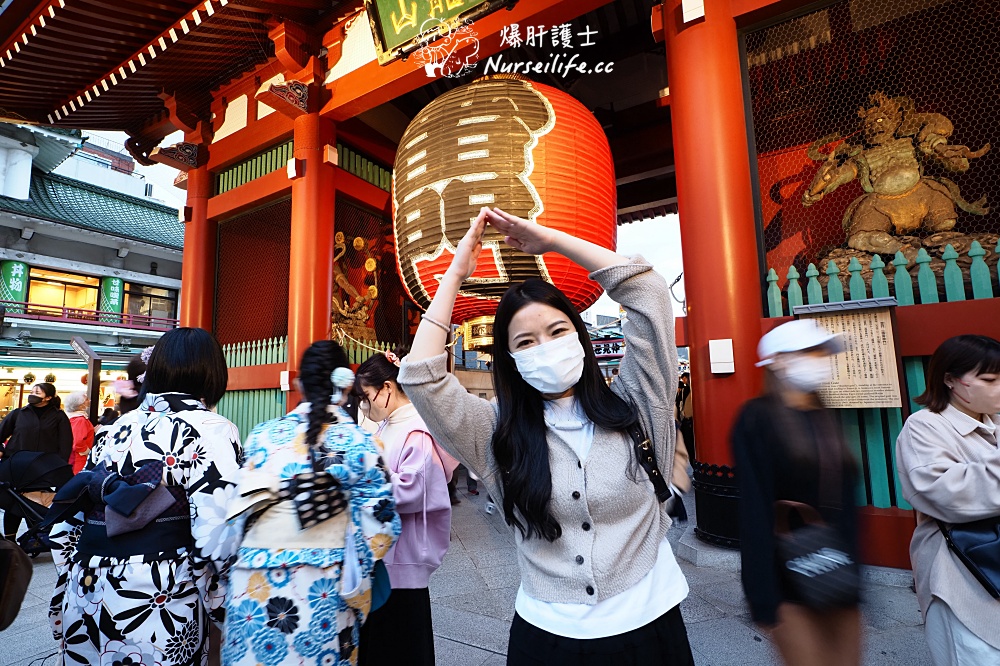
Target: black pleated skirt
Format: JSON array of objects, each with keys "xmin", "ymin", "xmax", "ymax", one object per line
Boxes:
[
  {"xmin": 506, "ymin": 605, "xmax": 695, "ymax": 666},
  {"xmin": 358, "ymin": 587, "xmax": 435, "ymax": 666}
]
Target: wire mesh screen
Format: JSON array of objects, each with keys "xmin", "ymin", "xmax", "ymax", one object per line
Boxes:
[
  {"xmin": 746, "ymin": 0, "xmax": 999, "ymax": 293},
  {"xmin": 333, "ymin": 199, "xmax": 419, "ymax": 348},
  {"xmin": 215, "ymin": 198, "xmax": 292, "ymax": 345}
]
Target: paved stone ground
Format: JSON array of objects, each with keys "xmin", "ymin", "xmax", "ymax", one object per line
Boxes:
[{"xmin": 3, "ymin": 473, "xmax": 933, "ymax": 665}]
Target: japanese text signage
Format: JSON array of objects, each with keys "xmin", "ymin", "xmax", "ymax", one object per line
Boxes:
[
  {"xmin": 100, "ymin": 277, "xmax": 124, "ymax": 323},
  {"xmin": 0, "ymin": 260, "xmax": 28, "ymax": 307},
  {"xmin": 804, "ymin": 308, "xmax": 902, "ymax": 409},
  {"xmin": 366, "ymin": 0, "xmax": 514, "ymax": 64},
  {"xmin": 592, "ymin": 339, "xmax": 625, "ymax": 358}
]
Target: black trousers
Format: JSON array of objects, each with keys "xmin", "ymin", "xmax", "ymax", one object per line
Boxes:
[
  {"xmin": 358, "ymin": 587, "xmax": 435, "ymax": 666},
  {"xmin": 506, "ymin": 605, "xmax": 695, "ymax": 665},
  {"xmin": 2, "ymin": 512, "xmax": 21, "ymax": 538}
]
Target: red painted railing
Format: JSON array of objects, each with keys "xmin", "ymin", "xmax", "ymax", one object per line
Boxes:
[{"xmin": 0, "ymin": 300, "xmax": 178, "ymax": 331}]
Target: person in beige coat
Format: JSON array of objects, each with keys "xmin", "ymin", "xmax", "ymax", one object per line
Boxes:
[{"xmin": 896, "ymin": 334, "xmax": 1000, "ymax": 665}]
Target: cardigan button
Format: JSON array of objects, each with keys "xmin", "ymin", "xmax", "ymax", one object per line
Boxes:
[
  {"xmin": 582, "ymin": 522, "xmax": 591, "ymax": 531},
  {"xmin": 572, "ymin": 491, "xmax": 581, "ymax": 500},
  {"xmin": 586, "ymin": 585, "xmax": 595, "ymax": 595},
  {"xmin": 576, "ymin": 555, "xmax": 584, "ymax": 564}
]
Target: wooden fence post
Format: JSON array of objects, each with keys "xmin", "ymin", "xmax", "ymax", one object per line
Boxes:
[
  {"xmin": 806, "ymin": 263, "xmax": 823, "ymax": 305},
  {"xmin": 892, "ymin": 252, "xmax": 914, "ymax": 306},
  {"xmin": 848, "ymin": 257, "xmax": 867, "ymax": 300},
  {"xmin": 915, "ymin": 249, "xmax": 939, "ymax": 304},
  {"xmin": 968, "ymin": 241, "xmax": 993, "ymax": 299},
  {"xmin": 787, "ymin": 266, "xmax": 803, "ymax": 311},
  {"xmin": 766, "ymin": 269, "xmax": 782, "ymax": 317},
  {"xmin": 942, "ymin": 244, "xmax": 966, "ymax": 302},
  {"xmin": 826, "ymin": 261, "xmax": 844, "ymax": 302},
  {"xmin": 870, "ymin": 255, "xmax": 889, "ymax": 298}
]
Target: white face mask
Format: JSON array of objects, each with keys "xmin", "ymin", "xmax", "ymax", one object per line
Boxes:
[
  {"xmin": 949, "ymin": 374, "xmax": 1000, "ymax": 416},
  {"xmin": 511, "ymin": 333, "xmax": 586, "ymax": 395},
  {"xmin": 779, "ymin": 356, "xmax": 833, "ymax": 392}
]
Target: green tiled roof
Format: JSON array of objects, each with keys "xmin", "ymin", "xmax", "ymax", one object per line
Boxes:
[{"xmin": 0, "ymin": 170, "xmax": 183, "ymax": 250}]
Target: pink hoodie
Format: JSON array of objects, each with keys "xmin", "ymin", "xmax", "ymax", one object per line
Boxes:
[{"xmin": 374, "ymin": 403, "xmax": 457, "ymax": 589}]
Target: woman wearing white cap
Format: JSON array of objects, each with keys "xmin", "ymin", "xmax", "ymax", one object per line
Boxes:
[{"xmin": 731, "ymin": 319, "xmax": 861, "ymax": 666}]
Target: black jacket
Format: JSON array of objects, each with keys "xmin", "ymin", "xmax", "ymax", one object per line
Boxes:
[
  {"xmin": 0, "ymin": 402, "xmax": 73, "ymax": 463},
  {"xmin": 731, "ymin": 396, "xmax": 859, "ymax": 626}
]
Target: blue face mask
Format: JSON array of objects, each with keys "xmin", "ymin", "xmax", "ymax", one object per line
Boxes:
[{"xmin": 511, "ymin": 334, "xmax": 586, "ymax": 395}]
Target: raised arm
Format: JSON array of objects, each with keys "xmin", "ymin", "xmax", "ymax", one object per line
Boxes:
[
  {"xmin": 408, "ymin": 207, "xmax": 630, "ymax": 365},
  {"xmin": 407, "ymin": 208, "xmax": 490, "ymax": 364}
]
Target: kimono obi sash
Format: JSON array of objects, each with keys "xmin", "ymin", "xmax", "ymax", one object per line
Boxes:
[
  {"xmin": 70, "ymin": 461, "xmax": 193, "ymax": 559},
  {"xmin": 242, "ymin": 499, "xmax": 348, "ymax": 551}
]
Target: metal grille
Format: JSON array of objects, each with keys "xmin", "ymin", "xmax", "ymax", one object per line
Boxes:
[
  {"xmin": 215, "ymin": 198, "xmax": 292, "ymax": 345},
  {"xmin": 746, "ymin": 0, "xmax": 999, "ymax": 296},
  {"xmin": 332, "ymin": 198, "xmax": 418, "ymax": 349}
]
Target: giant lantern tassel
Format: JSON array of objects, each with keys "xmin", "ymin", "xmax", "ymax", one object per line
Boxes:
[{"xmin": 392, "ymin": 76, "xmax": 617, "ymax": 349}]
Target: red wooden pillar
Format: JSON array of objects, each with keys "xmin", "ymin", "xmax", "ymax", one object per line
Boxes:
[
  {"xmin": 179, "ymin": 164, "xmax": 217, "ymax": 330},
  {"xmin": 664, "ymin": 0, "xmax": 762, "ymax": 545},
  {"xmin": 286, "ymin": 112, "xmax": 336, "ymax": 402}
]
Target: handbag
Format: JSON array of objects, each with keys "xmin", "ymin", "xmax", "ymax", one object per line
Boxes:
[
  {"xmin": 936, "ymin": 518, "xmax": 1000, "ymax": 599},
  {"xmin": 772, "ymin": 409, "xmax": 860, "ymax": 611},
  {"xmin": 774, "ymin": 500, "xmax": 860, "ymax": 610},
  {"xmin": 0, "ymin": 538, "xmax": 33, "ymax": 631}
]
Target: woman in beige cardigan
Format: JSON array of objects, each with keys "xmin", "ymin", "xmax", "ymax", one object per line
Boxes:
[
  {"xmin": 896, "ymin": 334, "xmax": 1000, "ymax": 665},
  {"xmin": 399, "ymin": 207, "xmax": 692, "ymax": 664}
]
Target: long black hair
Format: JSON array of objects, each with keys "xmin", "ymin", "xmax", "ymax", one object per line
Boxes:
[
  {"xmin": 299, "ymin": 340, "xmax": 352, "ymax": 451},
  {"xmin": 491, "ymin": 279, "xmax": 638, "ymax": 541}
]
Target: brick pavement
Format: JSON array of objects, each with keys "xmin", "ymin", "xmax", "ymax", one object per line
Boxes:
[{"xmin": 2, "ymin": 471, "xmax": 932, "ymax": 665}]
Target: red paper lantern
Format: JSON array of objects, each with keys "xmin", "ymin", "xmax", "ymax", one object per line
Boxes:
[{"xmin": 392, "ymin": 76, "xmax": 616, "ymax": 347}]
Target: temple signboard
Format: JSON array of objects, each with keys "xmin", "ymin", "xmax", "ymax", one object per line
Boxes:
[
  {"xmin": 365, "ymin": 0, "xmax": 516, "ymax": 64},
  {"xmin": 793, "ymin": 300, "xmax": 904, "ymax": 410}
]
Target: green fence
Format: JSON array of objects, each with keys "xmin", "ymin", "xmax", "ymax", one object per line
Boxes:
[
  {"xmin": 214, "ymin": 140, "xmax": 392, "ymax": 195},
  {"xmin": 218, "ymin": 337, "xmax": 289, "ymax": 441},
  {"xmin": 222, "ymin": 337, "xmax": 288, "ymax": 368},
  {"xmin": 215, "ymin": 140, "xmax": 294, "ymax": 195},
  {"xmin": 762, "ymin": 241, "xmax": 998, "ymax": 510},
  {"xmin": 339, "ymin": 335, "xmax": 398, "ymax": 365},
  {"xmin": 765, "ymin": 241, "xmax": 1000, "ymax": 317},
  {"xmin": 217, "ymin": 389, "xmax": 287, "ymax": 442}
]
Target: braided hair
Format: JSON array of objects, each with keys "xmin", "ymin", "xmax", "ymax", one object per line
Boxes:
[{"xmin": 300, "ymin": 340, "xmax": 352, "ymax": 451}]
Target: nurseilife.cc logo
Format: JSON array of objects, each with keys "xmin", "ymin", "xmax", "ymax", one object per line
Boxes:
[{"xmin": 412, "ymin": 18, "xmax": 481, "ymax": 79}]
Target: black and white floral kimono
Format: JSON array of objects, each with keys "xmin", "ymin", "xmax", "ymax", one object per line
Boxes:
[{"xmin": 48, "ymin": 393, "xmax": 243, "ymax": 666}]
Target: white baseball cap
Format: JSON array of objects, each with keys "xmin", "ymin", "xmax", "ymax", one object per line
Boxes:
[{"xmin": 756, "ymin": 319, "xmax": 844, "ymax": 367}]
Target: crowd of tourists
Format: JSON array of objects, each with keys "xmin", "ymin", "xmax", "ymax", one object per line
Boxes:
[{"xmin": 0, "ymin": 206, "xmax": 997, "ymax": 666}]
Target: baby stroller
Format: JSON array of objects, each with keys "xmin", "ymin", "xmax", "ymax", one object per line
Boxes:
[{"xmin": 0, "ymin": 451, "xmax": 74, "ymax": 556}]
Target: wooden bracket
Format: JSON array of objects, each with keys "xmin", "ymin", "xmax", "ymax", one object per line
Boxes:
[
  {"xmin": 149, "ymin": 142, "xmax": 200, "ymax": 171},
  {"xmin": 256, "ymin": 79, "xmax": 313, "ymax": 118},
  {"xmin": 124, "ymin": 134, "xmax": 159, "ymax": 167},
  {"xmin": 268, "ymin": 20, "xmax": 322, "ymax": 83},
  {"xmin": 159, "ymin": 90, "xmax": 214, "ymax": 144}
]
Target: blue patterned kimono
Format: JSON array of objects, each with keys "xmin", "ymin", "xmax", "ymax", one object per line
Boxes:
[{"xmin": 222, "ymin": 403, "xmax": 400, "ymax": 666}]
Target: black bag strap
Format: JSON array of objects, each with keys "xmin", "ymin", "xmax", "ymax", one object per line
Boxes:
[{"xmin": 627, "ymin": 421, "xmax": 672, "ymax": 503}]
